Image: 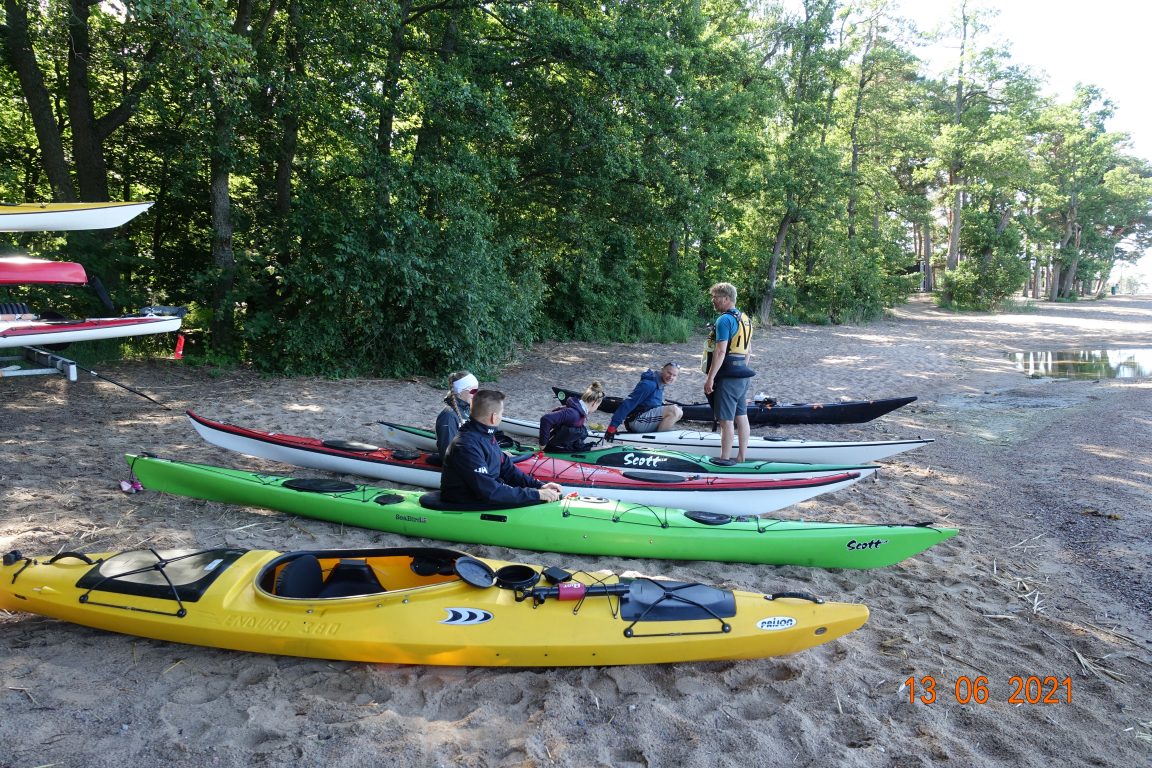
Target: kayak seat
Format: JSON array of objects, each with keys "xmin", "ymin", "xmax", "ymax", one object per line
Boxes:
[
  {"xmin": 419, "ymin": 491, "xmax": 542, "ymax": 512},
  {"xmin": 319, "ymin": 559, "xmax": 386, "ymax": 598},
  {"xmin": 274, "ymin": 554, "xmax": 324, "ymax": 598}
]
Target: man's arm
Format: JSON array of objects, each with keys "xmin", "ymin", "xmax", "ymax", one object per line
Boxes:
[
  {"xmin": 447, "ymin": 439, "xmax": 534, "ymax": 505},
  {"xmin": 608, "ymin": 378, "xmax": 656, "ymax": 429},
  {"xmin": 497, "ymin": 454, "xmax": 562, "ymax": 502},
  {"xmin": 499, "ymin": 453, "xmax": 544, "ymax": 490},
  {"xmin": 704, "ymin": 338, "xmax": 729, "ymax": 395},
  {"xmin": 705, "ymin": 314, "xmax": 735, "ymax": 395}
]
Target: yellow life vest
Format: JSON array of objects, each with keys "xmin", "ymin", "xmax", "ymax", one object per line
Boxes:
[{"xmin": 701, "ymin": 310, "xmax": 752, "ymax": 373}]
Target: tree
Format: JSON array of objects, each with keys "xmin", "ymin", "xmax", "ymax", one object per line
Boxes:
[{"xmin": 1031, "ymin": 87, "xmax": 1152, "ymax": 300}]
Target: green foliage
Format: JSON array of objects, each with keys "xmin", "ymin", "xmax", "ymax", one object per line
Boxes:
[
  {"xmin": 936, "ymin": 255, "xmax": 1030, "ymax": 311},
  {"xmin": 1, "ymin": 0, "xmax": 1149, "ymax": 377}
]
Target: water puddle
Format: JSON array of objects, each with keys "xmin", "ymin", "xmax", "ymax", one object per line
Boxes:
[{"xmin": 1008, "ymin": 349, "xmax": 1152, "ymax": 379}]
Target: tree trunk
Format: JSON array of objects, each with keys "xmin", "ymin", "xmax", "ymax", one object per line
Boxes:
[
  {"xmin": 946, "ymin": 187, "xmax": 963, "ymax": 269},
  {"xmin": 978, "ymin": 203, "xmax": 1013, "ymax": 262},
  {"xmin": 66, "ymin": 0, "xmax": 110, "ymax": 201},
  {"xmin": 845, "ymin": 19, "xmax": 876, "ymax": 246},
  {"xmin": 760, "ymin": 210, "xmax": 794, "ymax": 323},
  {"xmin": 274, "ymin": 0, "xmax": 303, "ymax": 219},
  {"xmin": 664, "ymin": 234, "xmax": 680, "ymax": 299},
  {"xmin": 1055, "ymin": 213, "xmax": 1081, "ymax": 298},
  {"xmin": 412, "ymin": 15, "xmax": 460, "ymax": 168},
  {"xmin": 945, "ymin": 2, "xmax": 969, "ymax": 271},
  {"xmin": 209, "ymin": 105, "xmax": 237, "ymax": 352},
  {"xmin": 2, "ymin": 0, "xmax": 75, "ymax": 200},
  {"xmin": 921, "ymin": 223, "xmax": 934, "ymax": 292},
  {"xmin": 374, "ymin": 0, "xmax": 413, "ymax": 219},
  {"xmin": 205, "ymin": 0, "xmax": 279, "ymax": 350}
]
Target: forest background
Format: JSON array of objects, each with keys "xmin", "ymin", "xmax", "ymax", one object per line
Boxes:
[{"xmin": 2, "ymin": 0, "xmax": 1151, "ymax": 378}]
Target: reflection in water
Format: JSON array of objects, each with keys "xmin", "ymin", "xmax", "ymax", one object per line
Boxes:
[{"xmin": 1008, "ymin": 349, "xmax": 1152, "ymax": 379}]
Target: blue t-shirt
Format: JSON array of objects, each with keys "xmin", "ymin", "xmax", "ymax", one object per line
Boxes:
[{"xmin": 715, "ymin": 310, "xmax": 741, "ymax": 345}]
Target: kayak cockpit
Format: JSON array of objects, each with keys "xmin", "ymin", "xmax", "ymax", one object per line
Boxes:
[{"xmin": 257, "ymin": 547, "xmax": 470, "ymax": 600}]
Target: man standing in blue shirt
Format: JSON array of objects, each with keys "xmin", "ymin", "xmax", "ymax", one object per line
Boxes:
[{"xmin": 701, "ymin": 282, "xmax": 755, "ymax": 465}]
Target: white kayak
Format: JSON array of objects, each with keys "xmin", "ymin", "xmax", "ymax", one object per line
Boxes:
[
  {"xmin": 482, "ymin": 416, "xmax": 933, "ymax": 465},
  {"xmin": 0, "ymin": 201, "xmax": 153, "ymax": 231},
  {"xmin": 190, "ymin": 412, "xmax": 869, "ymax": 515},
  {"xmin": 0, "ymin": 314, "xmax": 182, "ymax": 349}
]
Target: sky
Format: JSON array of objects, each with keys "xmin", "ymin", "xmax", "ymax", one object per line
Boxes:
[
  {"xmin": 902, "ymin": 0, "xmax": 1152, "ymax": 289},
  {"xmin": 903, "ymin": 0, "xmax": 1152, "ymax": 161}
]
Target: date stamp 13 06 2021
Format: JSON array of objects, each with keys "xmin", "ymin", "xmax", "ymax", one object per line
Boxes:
[{"xmin": 903, "ymin": 675, "xmax": 1073, "ymax": 705}]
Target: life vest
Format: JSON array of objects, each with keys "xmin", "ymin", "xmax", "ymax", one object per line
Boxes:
[
  {"xmin": 701, "ymin": 309, "xmax": 753, "ymax": 375},
  {"xmin": 545, "ymin": 424, "xmax": 593, "ymax": 452}
]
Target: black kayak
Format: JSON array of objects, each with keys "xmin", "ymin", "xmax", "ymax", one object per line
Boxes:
[{"xmin": 552, "ymin": 386, "xmax": 916, "ymax": 426}]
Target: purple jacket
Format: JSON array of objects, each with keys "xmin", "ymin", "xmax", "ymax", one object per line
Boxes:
[{"xmin": 539, "ymin": 396, "xmax": 592, "ymax": 451}]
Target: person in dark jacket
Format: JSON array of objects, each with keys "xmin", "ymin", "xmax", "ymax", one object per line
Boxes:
[
  {"xmin": 604, "ymin": 363, "xmax": 683, "ymax": 442},
  {"xmin": 442, "ymin": 389, "xmax": 563, "ymax": 506},
  {"xmin": 539, "ymin": 381, "xmax": 606, "ymax": 451},
  {"xmin": 434, "ymin": 371, "xmax": 477, "ymax": 460}
]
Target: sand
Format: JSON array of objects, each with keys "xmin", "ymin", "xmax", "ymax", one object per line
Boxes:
[{"xmin": 1, "ymin": 295, "xmax": 1149, "ymax": 768}]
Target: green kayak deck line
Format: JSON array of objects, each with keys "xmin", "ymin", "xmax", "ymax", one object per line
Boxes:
[{"xmin": 128, "ymin": 454, "xmax": 957, "ymax": 569}]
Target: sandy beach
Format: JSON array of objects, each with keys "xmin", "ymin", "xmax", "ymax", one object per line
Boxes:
[{"xmin": 1, "ymin": 295, "xmax": 1149, "ymax": 768}]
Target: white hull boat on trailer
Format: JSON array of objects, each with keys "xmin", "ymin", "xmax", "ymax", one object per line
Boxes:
[
  {"xmin": 0, "ymin": 201, "xmax": 153, "ymax": 232},
  {"xmin": 0, "ymin": 314, "xmax": 183, "ymax": 350}
]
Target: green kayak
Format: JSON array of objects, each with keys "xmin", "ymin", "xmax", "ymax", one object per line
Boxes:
[{"xmin": 128, "ymin": 455, "xmax": 956, "ymax": 569}]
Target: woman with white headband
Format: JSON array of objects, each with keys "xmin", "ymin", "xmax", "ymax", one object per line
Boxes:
[{"xmin": 435, "ymin": 371, "xmax": 479, "ymax": 460}]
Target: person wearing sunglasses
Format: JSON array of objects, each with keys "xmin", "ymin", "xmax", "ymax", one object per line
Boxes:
[
  {"xmin": 434, "ymin": 371, "xmax": 479, "ymax": 460},
  {"xmin": 603, "ymin": 362, "xmax": 683, "ymax": 442},
  {"xmin": 702, "ymin": 282, "xmax": 755, "ymax": 465}
]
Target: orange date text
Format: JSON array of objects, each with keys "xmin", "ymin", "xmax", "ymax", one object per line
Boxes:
[{"xmin": 904, "ymin": 675, "xmax": 1072, "ymax": 705}]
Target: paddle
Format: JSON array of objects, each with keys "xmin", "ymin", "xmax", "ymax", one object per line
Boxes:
[{"xmin": 72, "ymin": 358, "xmax": 170, "ymax": 409}]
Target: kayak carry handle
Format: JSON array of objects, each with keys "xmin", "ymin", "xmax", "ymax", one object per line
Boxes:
[
  {"xmin": 47, "ymin": 551, "xmax": 97, "ymax": 565},
  {"xmin": 765, "ymin": 592, "xmax": 823, "ymax": 604}
]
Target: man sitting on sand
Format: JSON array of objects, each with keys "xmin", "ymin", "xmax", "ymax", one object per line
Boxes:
[
  {"xmin": 604, "ymin": 362, "xmax": 684, "ymax": 442},
  {"xmin": 442, "ymin": 389, "xmax": 563, "ymax": 506}
]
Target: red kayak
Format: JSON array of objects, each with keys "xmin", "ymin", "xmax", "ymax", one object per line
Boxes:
[
  {"xmin": 0, "ymin": 257, "xmax": 88, "ymax": 285},
  {"xmin": 186, "ymin": 411, "xmax": 868, "ymax": 516}
]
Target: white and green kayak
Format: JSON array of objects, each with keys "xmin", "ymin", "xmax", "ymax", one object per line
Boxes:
[{"xmin": 379, "ymin": 418, "xmax": 934, "ymax": 465}]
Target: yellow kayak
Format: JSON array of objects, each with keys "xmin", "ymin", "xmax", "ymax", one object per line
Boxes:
[{"xmin": 0, "ymin": 546, "xmax": 868, "ymax": 667}]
